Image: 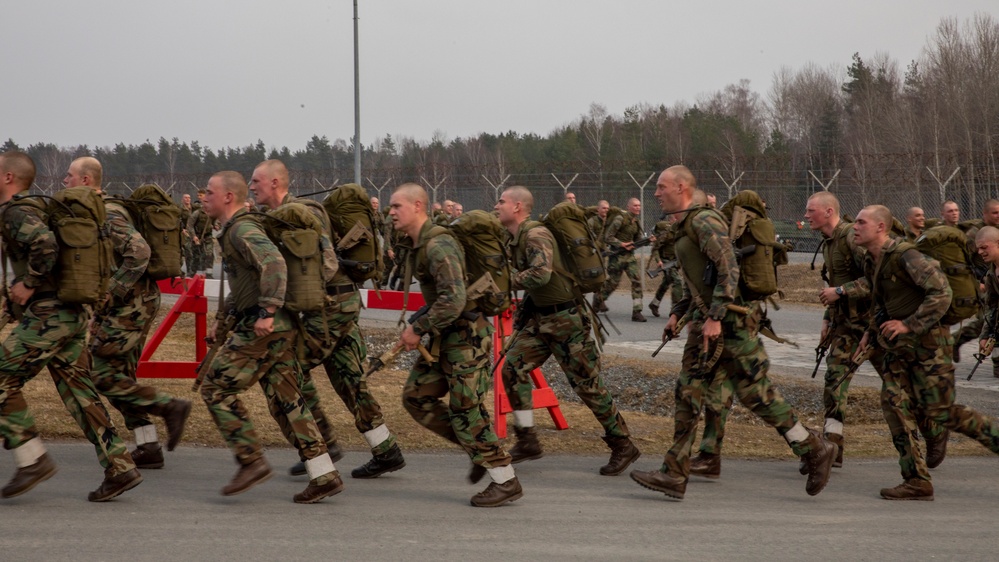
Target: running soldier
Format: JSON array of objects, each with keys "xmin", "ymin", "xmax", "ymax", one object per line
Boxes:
[
  {"xmin": 854, "ymin": 205, "xmax": 999, "ymax": 500},
  {"xmin": 596, "ymin": 198, "xmax": 649, "ymax": 322},
  {"xmin": 180, "ymin": 193, "xmax": 194, "ymax": 276},
  {"xmin": 200, "ymin": 170, "xmax": 342, "ymax": 502},
  {"xmin": 64, "ymin": 158, "xmax": 192, "ymax": 470},
  {"xmin": 630, "ymin": 165, "xmax": 836, "ymax": 500},
  {"xmin": 647, "ymin": 215, "xmax": 683, "ymax": 318},
  {"xmin": 952, "ymin": 199, "xmax": 999, "ymax": 371},
  {"xmin": 188, "ymin": 188, "xmax": 214, "ymax": 278},
  {"xmin": 249, "ymin": 160, "xmax": 405, "ymax": 479},
  {"xmin": 391, "ymin": 182, "xmax": 522, "ymax": 507},
  {"xmin": 495, "ymin": 186, "xmax": 640, "ymax": 475},
  {"xmin": 0, "ymin": 151, "xmax": 141, "ymax": 501}
]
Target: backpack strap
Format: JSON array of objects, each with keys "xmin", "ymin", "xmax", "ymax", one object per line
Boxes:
[{"xmin": 399, "ymin": 224, "xmax": 450, "ymax": 327}]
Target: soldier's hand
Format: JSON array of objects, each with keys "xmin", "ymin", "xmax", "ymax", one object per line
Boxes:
[
  {"xmin": 387, "ymin": 249, "xmax": 395, "ymax": 260},
  {"xmin": 819, "ymin": 286, "xmax": 841, "ymax": 306},
  {"xmin": 621, "ymin": 241, "xmax": 635, "ymax": 251},
  {"xmin": 400, "ymin": 325, "xmax": 420, "ymax": 351},
  {"xmin": 879, "ymin": 319, "xmax": 909, "ymax": 341},
  {"xmin": 663, "ymin": 314, "xmax": 679, "ymax": 340},
  {"xmin": 254, "ymin": 317, "xmax": 274, "ymax": 338},
  {"xmin": 821, "ymin": 320, "xmax": 829, "ymax": 343},
  {"xmin": 193, "ymin": 236, "xmax": 200, "ymax": 244},
  {"xmin": 702, "ymin": 318, "xmax": 721, "ymax": 352},
  {"xmin": 206, "ymin": 319, "xmax": 219, "ymax": 345},
  {"xmin": 9, "ymin": 281, "xmax": 34, "ymax": 306},
  {"xmin": 980, "ymin": 338, "xmax": 995, "ymax": 356},
  {"xmin": 854, "ymin": 332, "xmax": 870, "ymax": 363}
]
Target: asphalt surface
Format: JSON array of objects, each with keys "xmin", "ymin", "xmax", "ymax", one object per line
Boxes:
[{"xmin": 1, "ymin": 443, "xmax": 998, "ymax": 561}]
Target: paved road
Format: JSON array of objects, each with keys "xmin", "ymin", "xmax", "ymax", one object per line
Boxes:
[{"xmin": 1, "ymin": 443, "xmax": 997, "ymax": 561}]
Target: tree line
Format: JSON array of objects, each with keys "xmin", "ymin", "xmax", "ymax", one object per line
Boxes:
[{"xmin": 5, "ymin": 14, "xmax": 999, "ymax": 210}]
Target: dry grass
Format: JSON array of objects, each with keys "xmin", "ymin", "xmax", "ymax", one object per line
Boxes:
[
  {"xmin": 633, "ymin": 259, "xmax": 823, "ymax": 305},
  {"xmin": 12, "ymin": 313, "xmax": 990, "ymax": 462}
]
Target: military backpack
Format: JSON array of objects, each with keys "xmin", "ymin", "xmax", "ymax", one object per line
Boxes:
[
  {"xmin": 321, "ymin": 183, "xmax": 383, "ymax": 285},
  {"xmin": 914, "ymin": 225, "xmax": 978, "ymax": 326},
  {"xmin": 255, "ymin": 203, "xmax": 327, "ymax": 313},
  {"xmin": 5, "ymin": 187, "xmax": 114, "ymax": 304},
  {"xmin": 716, "ymin": 190, "xmax": 780, "ymax": 301},
  {"xmin": 109, "ymin": 184, "xmax": 183, "ymax": 280},
  {"xmin": 541, "ymin": 201, "xmax": 607, "ymax": 294}
]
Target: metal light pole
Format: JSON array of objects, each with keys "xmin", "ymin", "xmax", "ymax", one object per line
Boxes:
[{"xmin": 353, "ymin": 0, "xmax": 361, "ymax": 184}]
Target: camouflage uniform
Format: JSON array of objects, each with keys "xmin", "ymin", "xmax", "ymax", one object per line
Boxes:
[
  {"xmin": 401, "ymin": 219, "xmax": 511, "ymax": 471},
  {"xmin": 180, "ymin": 202, "xmax": 194, "ymax": 276},
  {"xmin": 868, "ymin": 238, "xmax": 999, "ymax": 486},
  {"xmin": 655, "ymin": 209, "xmax": 822, "ymax": 481},
  {"xmin": 0, "ymin": 200, "xmax": 135, "ymax": 478},
  {"xmin": 952, "ymin": 221, "xmax": 992, "ymax": 372},
  {"xmin": 90, "ymin": 201, "xmax": 175, "ymax": 439},
  {"xmin": 187, "ymin": 204, "xmax": 214, "ymax": 276},
  {"xmin": 649, "ymin": 219, "xmax": 683, "ymax": 311},
  {"xmin": 280, "ymin": 194, "xmax": 399, "ymax": 459},
  {"xmin": 503, "ymin": 221, "xmax": 630, "ymax": 438},
  {"xmin": 598, "ymin": 211, "xmax": 644, "ymax": 312},
  {"xmin": 202, "ymin": 208, "xmax": 329, "ymax": 468}
]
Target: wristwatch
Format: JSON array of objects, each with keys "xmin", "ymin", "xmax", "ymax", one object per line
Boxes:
[
  {"xmin": 257, "ymin": 308, "xmax": 276, "ymax": 320},
  {"xmin": 835, "ymin": 286, "xmax": 845, "ymax": 296}
]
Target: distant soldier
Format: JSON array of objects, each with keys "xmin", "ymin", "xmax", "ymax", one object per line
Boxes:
[
  {"xmin": 904, "ymin": 207, "xmax": 925, "ymax": 241},
  {"xmin": 952, "ymin": 199, "xmax": 999, "ymax": 368},
  {"xmin": 201, "ymin": 170, "xmax": 342, "ymax": 502},
  {"xmin": 565, "ymin": 192, "xmax": 577, "ymax": 204},
  {"xmin": 180, "ymin": 193, "xmax": 194, "ymax": 276},
  {"xmin": 65, "ymin": 158, "xmax": 192, "ymax": 471},
  {"xmin": 855, "ymin": 206, "xmax": 999, "ymax": 500},
  {"xmin": 453, "ymin": 202, "xmax": 463, "ymax": 217},
  {"xmin": 596, "ymin": 198, "xmax": 650, "ymax": 322},
  {"xmin": 588, "ymin": 200, "xmax": 611, "ymax": 312},
  {"xmin": 647, "ymin": 216, "xmax": 683, "ymax": 318},
  {"xmin": 391, "ymin": 182, "xmax": 522, "ymax": 507},
  {"xmin": 941, "ymin": 200, "xmax": 960, "ymax": 228},
  {"xmin": 630, "ymin": 165, "xmax": 835, "ymax": 500},
  {"xmin": 188, "ymin": 188, "xmax": 215, "ymax": 278},
  {"xmin": 0, "ymin": 151, "xmax": 141, "ymax": 501},
  {"xmin": 495, "ymin": 186, "xmax": 640, "ymax": 475}
]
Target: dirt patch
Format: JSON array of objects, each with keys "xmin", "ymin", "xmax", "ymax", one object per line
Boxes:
[{"xmin": 9, "ymin": 316, "xmax": 991, "ymax": 462}]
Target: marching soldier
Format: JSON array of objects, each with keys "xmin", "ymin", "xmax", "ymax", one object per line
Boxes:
[
  {"xmin": 180, "ymin": 193, "xmax": 194, "ymax": 276},
  {"xmin": 188, "ymin": 188, "xmax": 214, "ymax": 278},
  {"xmin": 647, "ymin": 215, "xmax": 683, "ymax": 318},
  {"xmin": 0, "ymin": 151, "xmax": 141, "ymax": 501},
  {"xmin": 596, "ymin": 198, "xmax": 650, "ymax": 322},
  {"xmin": 630, "ymin": 165, "xmax": 836, "ymax": 500},
  {"xmin": 200, "ymin": 170, "xmax": 342, "ymax": 502},
  {"xmin": 249, "ymin": 160, "xmax": 405, "ymax": 479},
  {"xmin": 495, "ymin": 186, "xmax": 640, "ymax": 475},
  {"xmin": 64, "ymin": 158, "xmax": 192, "ymax": 470},
  {"xmin": 854, "ymin": 205, "xmax": 999, "ymax": 500},
  {"xmin": 391, "ymin": 182, "xmax": 522, "ymax": 507},
  {"xmin": 588, "ymin": 200, "xmax": 610, "ymax": 312}
]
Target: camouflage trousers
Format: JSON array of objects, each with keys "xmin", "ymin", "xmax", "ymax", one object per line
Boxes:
[
  {"xmin": 90, "ymin": 280, "xmax": 173, "ymax": 432},
  {"xmin": 598, "ymin": 253, "xmax": 643, "ymax": 311},
  {"xmin": 952, "ymin": 308, "xmax": 983, "ymax": 351},
  {"xmin": 403, "ymin": 315, "xmax": 511, "ymax": 469},
  {"xmin": 696, "ymin": 366, "xmax": 734, "ymax": 456},
  {"xmin": 662, "ymin": 310, "xmax": 812, "ymax": 479},
  {"xmin": 200, "ymin": 318, "xmax": 327, "ymax": 465},
  {"xmin": 297, "ymin": 290, "xmax": 396, "ymax": 456},
  {"xmin": 182, "ymin": 237, "xmax": 195, "ymax": 276},
  {"xmin": 652, "ymin": 267, "xmax": 683, "ymax": 306},
  {"xmin": 191, "ymin": 240, "xmax": 214, "ymax": 275},
  {"xmin": 502, "ymin": 306, "xmax": 629, "ymax": 437},
  {"xmin": 0, "ymin": 298, "xmax": 134, "ymax": 476},
  {"xmin": 878, "ymin": 326, "xmax": 999, "ymax": 483}
]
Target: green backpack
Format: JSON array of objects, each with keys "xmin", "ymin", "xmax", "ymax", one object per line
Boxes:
[
  {"xmin": 542, "ymin": 201, "xmax": 607, "ymax": 294},
  {"xmin": 111, "ymin": 184, "xmax": 183, "ymax": 280},
  {"xmin": 7, "ymin": 187, "xmax": 114, "ymax": 304},
  {"xmin": 257, "ymin": 203, "xmax": 327, "ymax": 313},
  {"xmin": 322, "ymin": 183, "xmax": 383, "ymax": 285},
  {"xmin": 414, "ymin": 210, "xmax": 511, "ymax": 317},
  {"xmin": 716, "ymin": 190, "xmax": 779, "ymax": 301},
  {"xmin": 915, "ymin": 225, "xmax": 978, "ymax": 326}
]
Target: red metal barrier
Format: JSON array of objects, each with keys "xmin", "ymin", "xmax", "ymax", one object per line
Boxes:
[{"xmin": 136, "ymin": 275, "xmax": 208, "ymax": 379}]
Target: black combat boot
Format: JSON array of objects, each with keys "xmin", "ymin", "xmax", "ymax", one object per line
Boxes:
[
  {"xmin": 509, "ymin": 427, "xmax": 544, "ymax": 464},
  {"xmin": 351, "ymin": 444, "xmax": 406, "ymax": 478}
]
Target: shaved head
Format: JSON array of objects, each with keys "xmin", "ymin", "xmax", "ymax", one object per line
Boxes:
[
  {"xmin": 864, "ymin": 205, "xmax": 893, "ymax": 229},
  {"xmin": 212, "ymin": 171, "xmax": 248, "ymax": 203},
  {"xmin": 257, "ymin": 159, "xmax": 289, "ymax": 187},
  {"xmin": 978, "ymin": 226, "xmax": 999, "ymax": 245},
  {"xmin": 393, "ymin": 182, "xmax": 429, "ymax": 212},
  {"xmin": 691, "ymin": 189, "xmax": 708, "ymax": 206},
  {"xmin": 665, "ymin": 165, "xmax": 697, "ymax": 189},
  {"xmin": 73, "ymin": 157, "xmax": 103, "ymax": 187},
  {"xmin": 503, "ymin": 185, "xmax": 534, "ymax": 213},
  {"xmin": 808, "ymin": 191, "xmax": 840, "ymax": 215},
  {"xmin": 0, "ymin": 151, "xmax": 36, "ymax": 189}
]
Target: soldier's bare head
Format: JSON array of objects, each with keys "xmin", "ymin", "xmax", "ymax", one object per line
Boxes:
[
  {"xmin": 64, "ymin": 157, "xmax": 102, "ymax": 190},
  {"xmin": 853, "ymin": 204, "xmax": 893, "ymax": 251},
  {"xmin": 495, "ymin": 186, "xmax": 533, "ymax": 230},
  {"xmin": 565, "ymin": 192, "xmax": 576, "ymax": 204},
  {"xmin": 906, "ymin": 206, "xmax": 925, "ymax": 229},
  {"xmin": 204, "ymin": 171, "xmax": 247, "ymax": 221},
  {"xmin": 807, "ymin": 191, "xmax": 840, "ymax": 215},
  {"xmin": 597, "ymin": 200, "xmax": 609, "ymax": 218},
  {"xmin": 984, "ymin": 200, "xmax": 999, "ymax": 227},
  {"xmin": 691, "ymin": 189, "xmax": 708, "ymax": 206},
  {"xmin": 390, "ymin": 182, "xmax": 429, "ymax": 236},
  {"xmin": 0, "ymin": 151, "xmax": 36, "ymax": 192},
  {"xmin": 804, "ymin": 191, "xmax": 841, "ymax": 234},
  {"xmin": 627, "ymin": 197, "xmax": 641, "ymax": 215},
  {"xmin": 941, "ymin": 200, "xmax": 960, "ymax": 226},
  {"xmin": 977, "ymin": 226, "xmax": 999, "ymax": 265},
  {"xmin": 250, "ymin": 159, "xmax": 288, "ymax": 209},
  {"xmin": 656, "ymin": 165, "xmax": 697, "ymax": 213}
]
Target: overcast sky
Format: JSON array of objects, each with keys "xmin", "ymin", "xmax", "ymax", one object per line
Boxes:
[{"xmin": 3, "ymin": 1, "xmax": 995, "ymax": 152}]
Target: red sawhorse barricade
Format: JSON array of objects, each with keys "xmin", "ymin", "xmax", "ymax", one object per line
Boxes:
[{"xmin": 136, "ymin": 284, "xmax": 568, "ymax": 434}]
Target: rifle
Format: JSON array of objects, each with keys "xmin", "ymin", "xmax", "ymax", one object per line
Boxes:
[
  {"xmin": 830, "ymin": 343, "xmax": 873, "ymax": 393},
  {"xmin": 968, "ymin": 336, "xmax": 996, "ymax": 381},
  {"xmin": 811, "ymin": 325, "xmax": 835, "ymax": 378},
  {"xmin": 191, "ymin": 311, "xmax": 237, "ymax": 392},
  {"xmin": 646, "ymin": 259, "xmax": 677, "ymax": 280},
  {"xmin": 603, "ymin": 236, "xmax": 654, "ymax": 258},
  {"xmin": 652, "ymin": 314, "xmax": 689, "ymax": 357}
]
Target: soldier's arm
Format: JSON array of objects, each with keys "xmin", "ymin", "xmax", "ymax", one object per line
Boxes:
[
  {"xmin": 900, "ymin": 249, "xmax": 952, "ymax": 334},
  {"xmin": 106, "ymin": 207, "xmax": 151, "ymax": 298},
  {"xmin": 695, "ymin": 212, "xmax": 739, "ymax": 319},
  {"xmin": 512, "ymin": 227, "xmax": 554, "ymax": 291},
  {"xmin": 232, "ymin": 221, "xmax": 286, "ymax": 309},
  {"xmin": 840, "ymin": 235, "xmax": 871, "ymax": 298},
  {"xmin": 411, "ymin": 235, "xmax": 465, "ymax": 336},
  {"xmin": 981, "ymin": 273, "xmax": 999, "ymax": 340},
  {"xmin": 8, "ymin": 205, "xmax": 58, "ymax": 287},
  {"xmin": 604, "ymin": 215, "xmax": 624, "ymax": 247}
]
